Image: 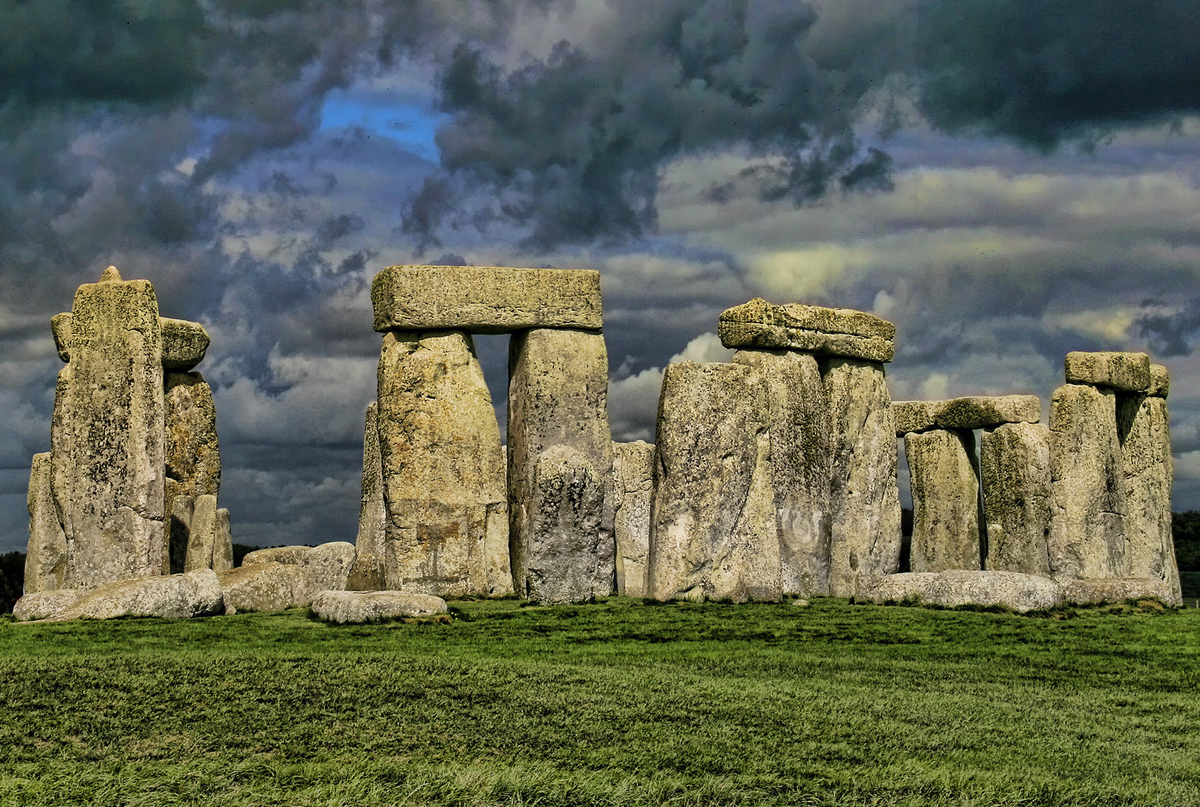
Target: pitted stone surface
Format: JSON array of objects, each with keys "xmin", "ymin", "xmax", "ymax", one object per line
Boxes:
[
  {"xmin": 214, "ymin": 508, "xmax": 234, "ymax": 573},
  {"xmin": 732, "ymin": 349, "xmax": 832, "ymax": 596},
  {"xmin": 160, "ymin": 317, "xmax": 210, "ymax": 370},
  {"xmin": 906, "ymin": 429, "xmax": 982, "ymax": 572},
  {"xmin": 1148, "ymin": 364, "xmax": 1170, "ymax": 397},
  {"xmin": 856, "ymin": 571, "xmax": 1065, "ymax": 613},
  {"xmin": 164, "ymin": 494, "xmax": 194, "ymax": 575},
  {"xmin": 13, "ymin": 569, "xmax": 224, "ymax": 622},
  {"xmin": 164, "ymin": 372, "xmax": 220, "ymax": 501},
  {"xmin": 893, "ymin": 395, "xmax": 1041, "ymax": 435},
  {"xmin": 372, "ymin": 265, "xmax": 603, "ymax": 333},
  {"xmin": 981, "ymin": 423, "xmax": 1052, "ymax": 576},
  {"xmin": 1118, "ymin": 394, "xmax": 1179, "ymax": 599},
  {"xmin": 613, "ymin": 441, "xmax": 655, "ymax": 597},
  {"xmin": 648, "ymin": 362, "xmax": 780, "ymax": 602},
  {"xmin": 719, "ymin": 299, "xmax": 895, "ymax": 362},
  {"xmin": 825, "ymin": 359, "xmax": 902, "ymax": 596},
  {"xmin": 1064, "ymin": 351, "xmax": 1151, "ymax": 392},
  {"xmin": 311, "ymin": 590, "xmax": 449, "ymax": 623},
  {"xmin": 355, "ymin": 402, "xmax": 386, "ymax": 559},
  {"xmin": 24, "ymin": 453, "xmax": 67, "ymax": 594},
  {"xmin": 218, "ymin": 564, "xmax": 306, "ymax": 611},
  {"xmin": 243, "ymin": 545, "xmax": 314, "ymax": 565},
  {"xmin": 292, "ymin": 542, "xmax": 357, "ymax": 603},
  {"xmin": 51, "ymin": 313, "xmax": 72, "ymax": 362},
  {"xmin": 1062, "ymin": 577, "xmax": 1181, "ymax": 607},
  {"xmin": 346, "ymin": 552, "xmax": 385, "ymax": 591},
  {"xmin": 185, "ymin": 494, "xmax": 219, "ymax": 572}
]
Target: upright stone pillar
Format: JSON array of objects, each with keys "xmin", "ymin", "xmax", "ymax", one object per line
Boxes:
[
  {"xmin": 981, "ymin": 423, "xmax": 1052, "ymax": 575},
  {"xmin": 377, "ymin": 330, "xmax": 510, "ymax": 598},
  {"xmin": 24, "ymin": 453, "xmax": 67, "ymax": 594},
  {"xmin": 355, "ymin": 402, "xmax": 386, "ymax": 560},
  {"xmin": 164, "ymin": 371, "xmax": 220, "ymax": 573},
  {"xmin": 905, "ymin": 429, "xmax": 983, "ymax": 572},
  {"xmin": 185, "ymin": 494, "xmax": 219, "ymax": 572},
  {"xmin": 508, "ymin": 328, "xmax": 614, "ymax": 602},
  {"xmin": 613, "ymin": 440, "xmax": 655, "ymax": 597}
]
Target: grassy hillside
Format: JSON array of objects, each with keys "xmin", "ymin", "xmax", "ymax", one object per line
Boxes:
[{"xmin": 1, "ymin": 597, "xmax": 1198, "ymax": 806}]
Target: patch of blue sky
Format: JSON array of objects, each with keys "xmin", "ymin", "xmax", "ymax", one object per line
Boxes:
[{"xmin": 320, "ymin": 94, "xmax": 444, "ymax": 161}]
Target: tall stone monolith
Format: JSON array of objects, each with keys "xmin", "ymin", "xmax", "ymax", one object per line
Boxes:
[
  {"xmin": 906, "ymin": 429, "xmax": 983, "ymax": 572},
  {"xmin": 355, "ymin": 402, "xmax": 386, "ymax": 560},
  {"xmin": 377, "ymin": 330, "xmax": 510, "ymax": 598},
  {"xmin": 185, "ymin": 494, "xmax": 219, "ymax": 573},
  {"xmin": 613, "ymin": 440, "xmax": 655, "ymax": 597},
  {"xmin": 164, "ymin": 371, "xmax": 220, "ymax": 573},
  {"xmin": 24, "ymin": 453, "xmax": 67, "ymax": 594},
  {"xmin": 1118, "ymin": 382, "xmax": 1178, "ymax": 598},
  {"xmin": 981, "ymin": 423, "xmax": 1052, "ymax": 576}
]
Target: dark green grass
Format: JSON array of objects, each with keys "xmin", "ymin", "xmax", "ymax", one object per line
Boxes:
[{"xmin": 2, "ymin": 598, "xmax": 1199, "ymax": 806}]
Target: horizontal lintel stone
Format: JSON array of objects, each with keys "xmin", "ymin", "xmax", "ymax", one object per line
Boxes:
[
  {"xmin": 1063, "ymin": 351, "xmax": 1150, "ymax": 392},
  {"xmin": 893, "ymin": 395, "xmax": 1041, "ymax": 435},
  {"xmin": 51, "ymin": 313, "xmax": 209, "ymax": 370},
  {"xmin": 718, "ymin": 300, "xmax": 895, "ymax": 362},
  {"xmin": 372, "ymin": 265, "xmax": 603, "ymax": 333}
]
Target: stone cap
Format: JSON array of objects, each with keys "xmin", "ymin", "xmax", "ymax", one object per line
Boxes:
[
  {"xmin": 718, "ymin": 298, "xmax": 895, "ymax": 362},
  {"xmin": 1064, "ymin": 351, "xmax": 1151, "ymax": 392},
  {"xmin": 893, "ymin": 395, "xmax": 1041, "ymax": 435},
  {"xmin": 1149, "ymin": 364, "xmax": 1169, "ymax": 398},
  {"xmin": 51, "ymin": 312, "xmax": 209, "ymax": 369},
  {"xmin": 371, "ymin": 265, "xmax": 603, "ymax": 334}
]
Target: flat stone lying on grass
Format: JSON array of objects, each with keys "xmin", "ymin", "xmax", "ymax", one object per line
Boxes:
[
  {"xmin": 1064, "ymin": 351, "xmax": 1151, "ymax": 392},
  {"xmin": 223, "ymin": 542, "xmax": 357, "ymax": 611},
  {"xmin": 718, "ymin": 299, "xmax": 895, "ymax": 362},
  {"xmin": 856, "ymin": 570, "xmax": 1065, "ymax": 613},
  {"xmin": 218, "ymin": 564, "xmax": 305, "ymax": 612},
  {"xmin": 1062, "ymin": 577, "xmax": 1181, "ymax": 607},
  {"xmin": 893, "ymin": 395, "xmax": 1041, "ymax": 435},
  {"xmin": 310, "ymin": 590, "xmax": 448, "ymax": 623},
  {"xmin": 13, "ymin": 569, "xmax": 224, "ymax": 622}
]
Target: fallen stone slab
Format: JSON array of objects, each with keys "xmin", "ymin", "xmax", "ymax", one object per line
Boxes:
[
  {"xmin": 218, "ymin": 564, "xmax": 305, "ymax": 612},
  {"xmin": 243, "ymin": 545, "xmax": 315, "ymax": 565},
  {"xmin": 223, "ymin": 542, "xmax": 356, "ymax": 610},
  {"xmin": 893, "ymin": 395, "xmax": 1041, "ymax": 435},
  {"xmin": 160, "ymin": 317, "xmax": 210, "ymax": 371},
  {"xmin": 310, "ymin": 590, "xmax": 448, "ymax": 623},
  {"xmin": 1061, "ymin": 577, "xmax": 1181, "ymax": 607},
  {"xmin": 856, "ymin": 571, "xmax": 1065, "ymax": 613},
  {"xmin": 13, "ymin": 569, "xmax": 225, "ymax": 622},
  {"xmin": 372, "ymin": 265, "xmax": 603, "ymax": 333},
  {"xmin": 718, "ymin": 298, "xmax": 895, "ymax": 362},
  {"xmin": 1064, "ymin": 351, "xmax": 1151, "ymax": 392}
]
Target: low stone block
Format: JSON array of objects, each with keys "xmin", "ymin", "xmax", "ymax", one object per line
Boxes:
[
  {"xmin": 1148, "ymin": 364, "xmax": 1170, "ymax": 398},
  {"xmin": 893, "ymin": 395, "xmax": 1041, "ymax": 435},
  {"xmin": 718, "ymin": 298, "xmax": 895, "ymax": 362},
  {"xmin": 243, "ymin": 545, "xmax": 314, "ymax": 565},
  {"xmin": 160, "ymin": 317, "xmax": 210, "ymax": 370},
  {"xmin": 311, "ymin": 590, "xmax": 448, "ymax": 623},
  {"xmin": 613, "ymin": 441, "xmax": 655, "ymax": 597},
  {"xmin": 1064, "ymin": 351, "xmax": 1151, "ymax": 392},
  {"xmin": 372, "ymin": 265, "xmax": 603, "ymax": 333},
  {"xmin": 293, "ymin": 542, "xmax": 357, "ymax": 603},
  {"xmin": 1062, "ymin": 577, "xmax": 1181, "ymax": 607},
  {"xmin": 856, "ymin": 570, "xmax": 1065, "ymax": 613},
  {"xmin": 13, "ymin": 570, "xmax": 225, "ymax": 622}
]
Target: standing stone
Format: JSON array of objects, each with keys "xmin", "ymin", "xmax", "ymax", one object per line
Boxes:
[
  {"xmin": 1048, "ymin": 384, "xmax": 1126, "ymax": 580},
  {"xmin": 377, "ymin": 330, "xmax": 510, "ymax": 598},
  {"xmin": 732, "ymin": 349, "xmax": 832, "ymax": 596},
  {"xmin": 1118, "ymin": 392, "xmax": 1179, "ymax": 598},
  {"xmin": 52, "ymin": 268, "xmax": 165, "ymax": 588},
  {"xmin": 24, "ymin": 453, "xmax": 67, "ymax": 594},
  {"xmin": 355, "ymin": 402, "xmax": 386, "ymax": 559},
  {"xmin": 185, "ymin": 494, "xmax": 219, "ymax": 572},
  {"xmin": 508, "ymin": 328, "xmax": 614, "ymax": 601},
  {"xmin": 165, "ymin": 494, "xmax": 194, "ymax": 575},
  {"xmin": 647, "ymin": 362, "xmax": 780, "ymax": 602},
  {"xmin": 824, "ymin": 359, "xmax": 902, "ymax": 596},
  {"xmin": 906, "ymin": 429, "xmax": 983, "ymax": 572},
  {"xmin": 164, "ymin": 372, "xmax": 220, "ymax": 500},
  {"xmin": 981, "ymin": 423, "xmax": 1052, "ymax": 576},
  {"xmin": 213, "ymin": 508, "xmax": 234, "ymax": 573},
  {"xmin": 612, "ymin": 441, "xmax": 655, "ymax": 597}
]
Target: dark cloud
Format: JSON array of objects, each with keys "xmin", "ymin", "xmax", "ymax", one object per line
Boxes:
[{"xmin": 1136, "ymin": 299, "xmax": 1200, "ymax": 357}]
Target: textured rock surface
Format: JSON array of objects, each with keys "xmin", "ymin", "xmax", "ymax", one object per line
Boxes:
[
  {"xmin": 355, "ymin": 402, "xmax": 386, "ymax": 559},
  {"xmin": 509, "ymin": 328, "xmax": 614, "ymax": 600},
  {"xmin": 981, "ymin": 423, "xmax": 1052, "ymax": 575},
  {"xmin": 213, "ymin": 508, "xmax": 234, "ymax": 573},
  {"xmin": 243, "ymin": 545, "xmax": 313, "ymax": 565},
  {"xmin": 1062, "ymin": 577, "xmax": 1181, "ymax": 607},
  {"xmin": 346, "ymin": 552, "xmax": 385, "ymax": 591},
  {"xmin": 893, "ymin": 395, "xmax": 1041, "ymax": 435},
  {"xmin": 13, "ymin": 589, "xmax": 87, "ymax": 621},
  {"xmin": 824, "ymin": 359, "xmax": 903, "ymax": 596},
  {"xmin": 290, "ymin": 542, "xmax": 356, "ymax": 603},
  {"xmin": 856, "ymin": 570, "xmax": 1064, "ymax": 613},
  {"xmin": 13, "ymin": 569, "xmax": 224, "ymax": 622},
  {"xmin": 612, "ymin": 441, "xmax": 655, "ymax": 597},
  {"xmin": 907, "ymin": 429, "xmax": 983, "ymax": 572},
  {"xmin": 1064, "ymin": 351, "xmax": 1151, "ymax": 392},
  {"xmin": 218, "ymin": 564, "xmax": 306, "ymax": 612},
  {"xmin": 377, "ymin": 330, "xmax": 510, "ymax": 597},
  {"xmin": 719, "ymin": 299, "xmax": 895, "ymax": 362},
  {"xmin": 234, "ymin": 542, "xmax": 357, "ymax": 607},
  {"xmin": 51, "ymin": 313, "xmax": 72, "ymax": 362},
  {"xmin": 24, "ymin": 453, "xmax": 67, "ymax": 594},
  {"xmin": 311, "ymin": 590, "xmax": 448, "ymax": 623},
  {"xmin": 1048, "ymin": 384, "xmax": 1127, "ymax": 580},
  {"xmin": 732, "ymin": 349, "xmax": 832, "ymax": 596},
  {"xmin": 53, "ymin": 269, "xmax": 165, "ymax": 588},
  {"xmin": 184, "ymin": 494, "xmax": 218, "ymax": 572},
  {"xmin": 648, "ymin": 362, "xmax": 780, "ymax": 602},
  {"xmin": 1148, "ymin": 364, "xmax": 1170, "ymax": 397},
  {"xmin": 1118, "ymin": 394, "xmax": 1179, "ymax": 599},
  {"xmin": 164, "ymin": 372, "xmax": 220, "ymax": 502},
  {"xmin": 164, "ymin": 494, "xmax": 194, "ymax": 575},
  {"xmin": 372, "ymin": 265, "xmax": 603, "ymax": 333},
  {"xmin": 160, "ymin": 317, "xmax": 210, "ymax": 371}
]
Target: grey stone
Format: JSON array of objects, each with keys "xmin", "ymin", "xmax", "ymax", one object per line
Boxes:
[
  {"xmin": 24, "ymin": 453, "xmax": 67, "ymax": 594},
  {"xmin": 372, "ymin": 265, "xmax": 603, "ymax": 333},
  {"xmin": 355, "ymin": 402, "xmax": 386, "ymax": 559},
  {"xmin": 13, "ymin": 590, "xmax": 87, "ymax": 621},
  {"xmin": 1062, "ymin": 577, "xmax": 1181, "ymax": 607},
  {"xmin": 647, "ymin": 362, "xmax": 780, "ymax": 602},
  {"xmin": 13, "ymin": 569, "xmax": 225, "ymax": 622},
  {"xmin": 164, "ymin": 494, "xmax": 194, "ymax": 576},
  {"xmin": 732, "ymin": 349, "xmax": 832, "ymax": 596},
  {"xmin": 824, "ymin": 359, "xmax": 903, "ymax": 596},
  {"xmin": 1064, "ymin": 351, "xmax": 1151, "ymax": 392},
  {"xmin": 1148, "ymin": 364, "xmax": 1170, "ymax": 397},
  {"xmin": 612, "ymin": 441, "xmax": 655, "ymax": 597},
  {"xmin": 377, "ymin": 330, "xmax": 511, "ymax": 597},
  {"xmin": 907, "ymin": 429, "xmax": 982, "ymax": 572},
  {"xmin": 893, "ymin": 395, "xmax": 1041, "ymax": 435},
  {"xmin": 164, "ymin": 372, "xmax": 220, "ymax": 501},
  {"xmin": 508, "ymin": 328, "xmax": 614, "ymax": 600},
  {"xmin": 1048, "ymin": 384, "xmax": 1127, "ymax": 580},
  {"xmin": 218, "ymin": 564, "xmax": 306, "ymax": 612},
  {"xmin": 346, "ymin": 552, "xmax": 385, "ymax": 591},
  {"xmin": 292, "ymin": 542, "xmax": 357, "ymax": 604},
  {"xmin": 1118, "ymin": 394, "xmax": 1179, "ymax": 600},
  {"xmin": 51, "ymin": 313, "xmax": 71, "ymax": 362},
  {"xmin": 311, "ymin": 590, "xmax": 448, "ymax": 623},
  {"xmin": 243, "ymin": 545, "xmax": 313, "ymax": 565},
  {"xmin": 718, "ymin": 298, "xmax": 895, "ymax": 362},
  {"xmin": 213, "ymin": 508, "xmax": 233, "ymax": 573},
  {"xmin": 981, "ymin": 423, "xmax": 1052, "ymax": 576},
  {"xmin": 185, "ymin": 494, "xmax": 218, "ymax": 572},
  {"xmin": 160, "ymin": 317, "xmax": 210, "ymax": 371},
  {"xmin": 856, "ymin": 570, "xmax": 1065, "ymax": 613}
]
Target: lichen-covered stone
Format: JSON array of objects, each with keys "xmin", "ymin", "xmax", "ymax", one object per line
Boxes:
[
  {"xmin": 907, "ymin": 429, "xmax": 982, "ymax": 572},
  {"xmin": 1148, "ymin": 364, "xmax": 1170, "ymax": 397},
  {"xmin": 243, "ymin": 545, "xmax": 313, "ymax": 565},
  {"xmin": 355, "ymin": 402, "xmax": 386, "ymax": 559},
  {"xmin": 346, "ymin": 552, "xmax": 385, "ymax": 591},
  {"xmin": 213, "ymin": 508, "xmax": 233, "ymax": 573},
  {"xmin": 292, "ymin": 542, "xmax": 357, "ymax": 603},
  {"xmin": 1118, "ymin": 394, "xmax": 1179, "ymax": 600},
  {"xmin": 981, "ymin": 423, "xmax": 1052, "ymax": 576},
  {"xmin": 164, "ymin": 372, "xmax": 220, "ymax": 501},
  {"xmin": 24, "ymin": 453, "xmax": 67, "ymax": 594},
  {"xmin": 164, "ymin": 494, "xmax": 194, "ymax": 575},
  {"xmin": 612, "ymin": 441, "xmax": 655, "ymax": 597},
  {"xmin": 648, "ymin": 362, "xmax": 780, "ymax": 602},
  {"xmin": 1064, "ymin": 351, "xmax": 1151, "ymax": 392},
  {"xmin": 160, "ymin": 317, "xmax": 210, "ymax": 371},
  {"xmin": 372, "ymin": 265, "xmax": 603, "ymax": 333},
  {"xmin": 184, "ymin": 494, "xmax": 218, "ymax": 572},
  {"xmin": 1061, "ymin": 577, "xmax": 1181, "ymax": 607},
  {"xmin": 218, "ymin": 564, "xmax": 305, "ymax": 612},
  {"xmin": 893, "ymin": 395, "xmax": 1041, "ymax": 435},
  {"xmin": 311, "ymin": 590, "xmax": 448, "ymax": 623},
  {"xmin": 51, "ymin": 313, "xmax": 72, "ymax": 362},
  {"xmin": 856, "ymin": 570, "xmax": 1064, "ymax": 613},
  {"xmin": 719, "ymin": 299, "xmax": 895, "ymax": 362},
  {"xmin": 13, "ymin": 569, "xmax": 224, "ymax": 622}
]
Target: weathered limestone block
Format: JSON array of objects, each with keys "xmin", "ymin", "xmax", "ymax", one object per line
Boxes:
[
  {"xmin": 52, "ymin": 267, "xmax": 165, "ymax": 589},
  {"xmin": 509, "ymin": 328, "xmax": 614, "ymax": 600},
  {"xmin": 981, "ymin": 423, "xmax": 1052, "ymax": 575},
  {"xmin": 292, "ymin": 542, "xmax": 357, "ymax": 603},
  {"xmin": 311, "ymin": 590, "xmax": 449, "ymax": 623},
  {"xmin": 1149, "ymin": 364, "xmax": 1170, "ymax": 397},
  {"xmin": 346, "ymin": 552, "xmax": 385, "ymax": 591},
  {"xmin": 243, "ymin": 545, "xmax": 314, "ymax": 565},
  {"xmin": 893, "ymin": 395, "xmax": 1041, "ymax": 435},
  {"xmin": 1064, "ymin": 351, "xmax": 1151, "ymax": 392},
  {"xmin": 213, "ymin": 508, "xmax": 233, "ymax": 573},
  {"xmin": 1048, "ymin": 384, "xmax": 1126, "ymax": 580},
  {"xmin": 164, "ymin": 372, "xmax": 220, "ymax": 500},
  {"xmin": 1062, "ymin": 577, "xmax": 1181, "ymax": 607},
  {"xmin": 732, "ymin": 349, "xmax": 832, "ymax": 596},
  {"xmin": 51, "ymin": 313, "xmax": 72, "ymax": 362},
  {"xmin": 824, "ymin": 359, "xmax": 902, "ymax": 596},
  {"xmin": 1118, "ymin": 394, "xmax": 1179, "ymax": 599},
  {"xmin": 184, "ymin": 494, "xmax": 218, "ymax": 572},
  {"xmin": 159, "ymin": 317, "xmax": 210, "ymax": 371},
  {"xmin": 355, "ymin": 402, "xmax": 386, "ymax": 559},
  {"xmin": 372, "ymin": 265, "xmax": 603, "ymax": 333},
  {"xmin": 377, "ymin": 330, "xmax": 510, "ymax": 597},
  {"xmin": 24, "ymin": 453, "xmax": 67, "ymax": 594},
  {"xmin": 13, "ymin": 589, "xmax": 87, "ymax": 621},
  {"xmin": 856, "ymin": 571, "xmax": 1065, "ymax": 613},
  {"xmin": 719, "ymin": 298, "xmax": 895, "ymax": 362},
  {"xmin": 164, "ymin": 494, "xmax": 194, "ymax": 575},
  {"xmin": 647, "ymin": 362, "xmax": 780, "ymax": 602},
  {"xmin": 907, "ymin": 429, "xmax": 982, "ymax": 572},
  {"xmin": 612, "ymin": 441, "xmax": 655, "ymax": 597},
  {"xmin": 218, "ymin": 543, "xmax": 356, "ymax": 611},
  {"xmin": 13, "ymin": 569, "xmax": 224, "ymax": 622},
  {"xmin": 218, "ymin": 564, "xmax": 306, "ymax": 612}
]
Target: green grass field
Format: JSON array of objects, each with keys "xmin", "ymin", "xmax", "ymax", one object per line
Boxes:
[{"xmin": 1, "ymin": 598, "xmax": 1198, "ymax": 807}]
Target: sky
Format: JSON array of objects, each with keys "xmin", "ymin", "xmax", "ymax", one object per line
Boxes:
[{"xmin": 3, "ymin": 0, "xmax": 1200, "ymax": 551}]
